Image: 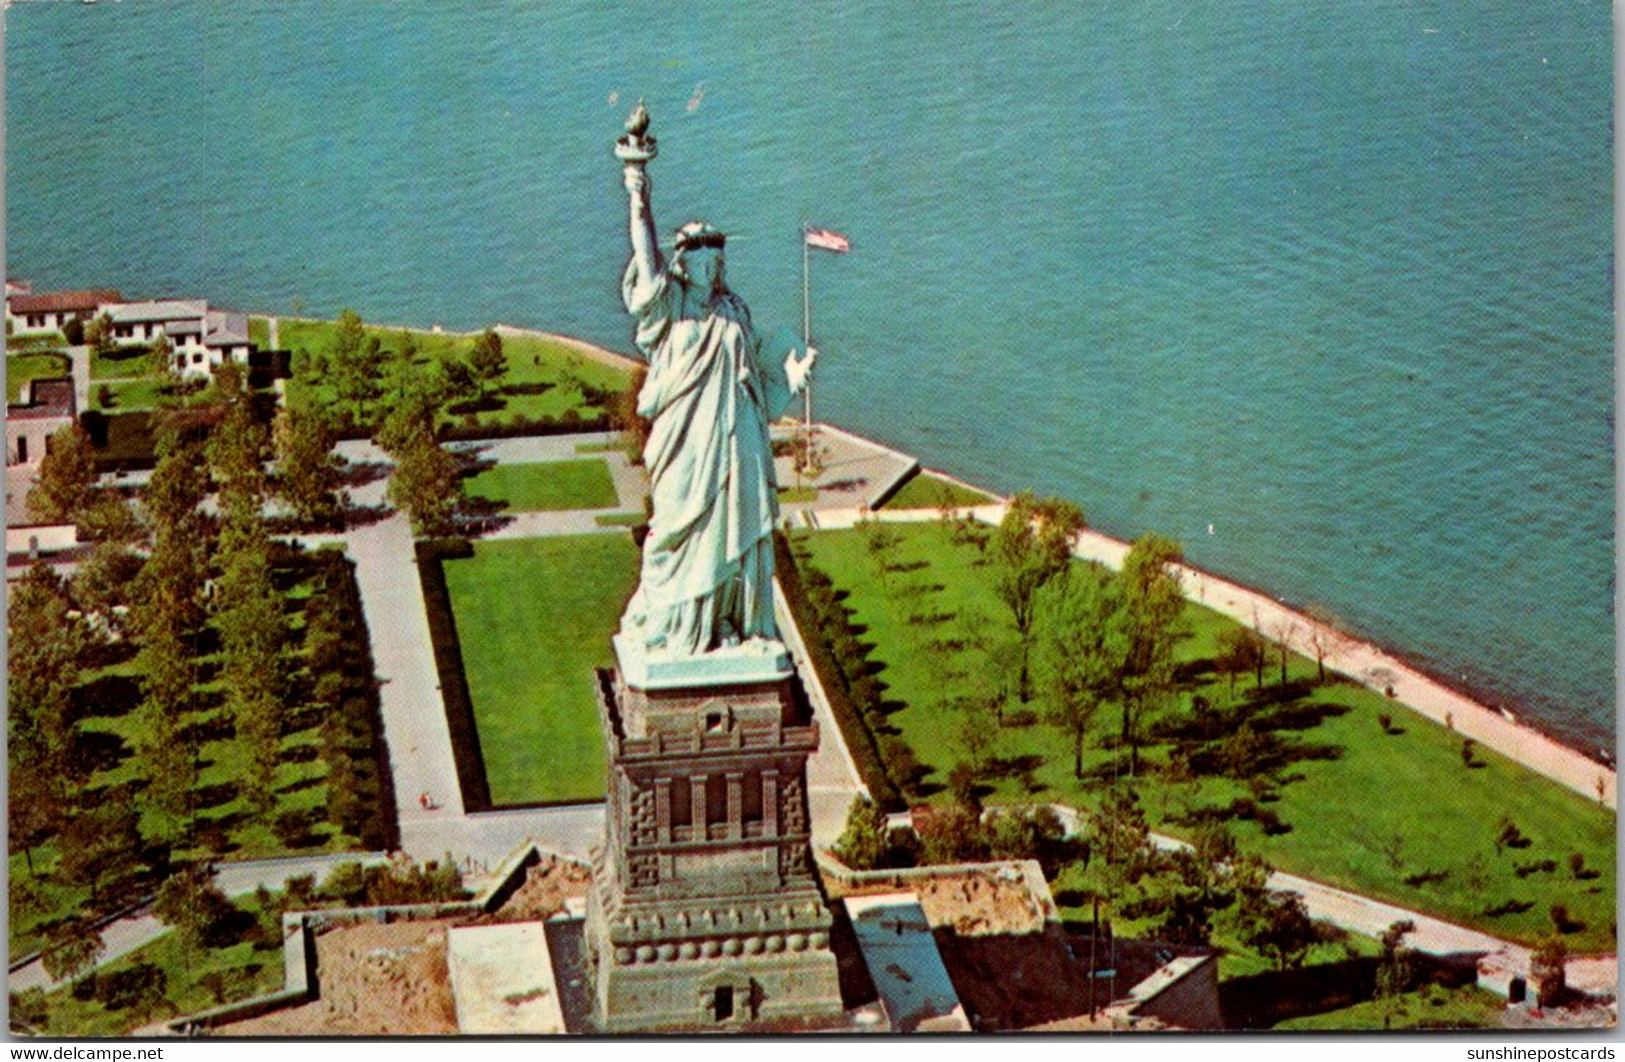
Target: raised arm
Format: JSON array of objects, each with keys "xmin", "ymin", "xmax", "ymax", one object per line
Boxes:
[{"xmin": 624, "ymin": 165, "xmax": 661, "ymax": 292}]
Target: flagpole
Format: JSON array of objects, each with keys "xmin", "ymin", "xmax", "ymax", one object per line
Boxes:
[{"xmin": 802, "ymin": 222, "xmax": 813, "ymax": 466}]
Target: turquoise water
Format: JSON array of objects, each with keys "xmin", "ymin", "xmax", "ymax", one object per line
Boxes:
[{"xmin": 7, "ymin": 2, "xmax": 1614, "ymax": 745}]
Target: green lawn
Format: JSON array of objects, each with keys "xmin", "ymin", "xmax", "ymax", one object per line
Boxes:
[
  {"xmin": 1274, "ymin": 985, "xmax": 1506, "ymax": 1031},
  {"xmin": 883, "ymin": 471, "xmax": 997, "ymax": 509},
  {"xmin": 93, "ymin": 377, "xmax": 167, "ymax": 411},
  {"xmin": 442, "ymin": 535, "xmax": 640, "ymax": 805},
  {"xmin": 17, "ymin": 898, "xmax": 284, "ymax": 1037},
  {"xmin": 8, "ymin": 352, "xmax": 72, "ymax": 402},
  {"xmin": 463, "ymin": 459, "xmax": 619, "ymax": 512},
  {"xmin": 90, "ymin": 346, "xmax": 156, "ymax": 381},
  {"xmin": 795, "ymin": 521, "xmax": 1617, "ymax": 952},
  {"xmin": 8, "ymin": 332, "xmax": 67, "ymax": 352},
  {"xmin": 248, "ymin": 316, "xmax": 271, "ymax": 349},
  {"xmin": 778, "ymin": 486, "xmax": 818, "ymax": 504},
  {"xmin": 279, "ymin": 318, "xmax": 629, "ymax": 430}
]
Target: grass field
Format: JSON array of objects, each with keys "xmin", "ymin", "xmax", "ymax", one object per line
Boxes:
[
  {"xmin": 1273, "ymin": 984, "xmax": 1505, "ymax": 1031},
  {"xmin": 93, "ymin": 377, "xmax": 167, "ymax": 411},
  {"xmin": 795, "ymin": 521, "xmax": 1617, "ymax": 952},
  {"xmin": 18, "ymin": 896, "xmax": 283, "ymax": 1037},
  {"xmin": 441, "ymin": 534, "xmax": 639, "ymax": 805},
  {"xmin": 883, "ymin": 471, "xmax": 997, "ymax": 509},
  {"xmin": 90, "ymin": 346, "xmax": 155, "ymax": 381},
  {"xmin": 463, "ymin": 459, "xmax": 619, "ymax": 512},
  {"xmin": 8, "ymin": 351, "xmax": 72, "ymax": 402},
  {"xmin": 279, "ymin": 319, "xmax": 629, "ymax": 430}
]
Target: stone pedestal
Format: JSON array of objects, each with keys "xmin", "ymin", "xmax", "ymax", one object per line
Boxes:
[{"xmin": 584, "ymin": 642, "xmax": 845, "ymax": 1032}]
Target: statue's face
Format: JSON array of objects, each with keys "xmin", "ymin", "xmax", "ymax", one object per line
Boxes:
[{"xmin": 678, "ymin": 245, "xmax": 724, "ymax": 293}]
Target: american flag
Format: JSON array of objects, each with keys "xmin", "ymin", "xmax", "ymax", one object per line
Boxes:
[{"xmin": 804, "ymin": 226, "xmax": 851, "ymax": 253}]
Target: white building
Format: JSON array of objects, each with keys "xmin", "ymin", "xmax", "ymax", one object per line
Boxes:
[
  {"xmin": 6, "ymin": 288, "xmax": 122, "ymax": 335},
  {"xmin": 100, "ymin": 300, "xmax": 254, "ymax": 379}
]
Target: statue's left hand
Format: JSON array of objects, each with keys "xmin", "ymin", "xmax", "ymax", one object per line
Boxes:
[{"xmin": 786, "ymin": 345, "xmax": 818, "ymax": 392}]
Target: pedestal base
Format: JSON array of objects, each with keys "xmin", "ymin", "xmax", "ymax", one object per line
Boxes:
[{"xmin": 583, "ymin": 660, "xmax": 845, "ymax": 1032}]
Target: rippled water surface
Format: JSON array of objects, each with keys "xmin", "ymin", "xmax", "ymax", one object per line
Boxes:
[{"xmin": 7, "ymin": 1, "xmax": 1613, "ymax": 743}]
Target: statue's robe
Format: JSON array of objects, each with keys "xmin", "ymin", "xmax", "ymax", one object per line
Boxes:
[{"xmin": 619, "ymin": 257, "xmax": 796, "ymax": 656}]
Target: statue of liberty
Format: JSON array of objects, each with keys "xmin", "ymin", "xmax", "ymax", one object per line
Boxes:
[{"xmin": 614, "ymin": 104, "xmax": 816, "ymax": 660}]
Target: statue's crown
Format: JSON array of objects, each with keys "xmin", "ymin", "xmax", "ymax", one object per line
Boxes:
[{"xmin": 674, "ymin": 220, "xmax": 726, "ymax": 251}]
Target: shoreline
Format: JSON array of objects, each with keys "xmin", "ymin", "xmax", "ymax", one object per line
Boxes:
[
  {"xmin": 247, "ymin": 311, "xmax": 1614, "ymax": 807},
  {"xmin": 815, "ymin": 500, "xmax": 1615, "ymax": 810}
]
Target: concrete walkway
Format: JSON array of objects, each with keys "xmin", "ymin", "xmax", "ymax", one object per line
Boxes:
[
  {"xmin": 810, "ymin": 504, "xmax": 1616, "ymax": 810},
  {"xmin": 9, "ymin": 853, "xmax": 388, "ymax": 994}
]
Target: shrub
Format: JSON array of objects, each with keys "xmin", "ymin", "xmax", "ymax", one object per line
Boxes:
[
  {"xmin": 833, "ymin": 796, "xmax": 888, "ymax": 871},
  {"xmin": 1531, "ymin": 935, "xmax": 1568, "ymax": 1007}
]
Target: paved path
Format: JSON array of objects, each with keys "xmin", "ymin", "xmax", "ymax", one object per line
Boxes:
[
  {"xmin": 774, "ymin": 583, "xmax": 869, "ymax": 846},
  {"xmin": 331, "ymin": 435, "xmax": 642, "ymax": 863},
  {"xmin": 9, "ymin": 853, "xmax": 388, "ymax": 994},
  {"xmin": 772, "ymin": 421, "xmax": 918, "ymax": 517},
  {"xmin": 811, "ymin": 504, "xmax": 1616, "ymax": 810}
]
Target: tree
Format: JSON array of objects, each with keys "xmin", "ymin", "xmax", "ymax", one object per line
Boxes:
[
  {"xmin": 25, "ymin": 424, "xmax": 97, "ymax": 527},
  {"xmin": 213, "ymin": 514, "xmax": 285, "ymax": 814},
  {"xmin": 40, "ymin": 917, "xmax": 105, "ymax": 987},
  {"xmin": 1303, "ymin": 607, "xmax": 1351, "ymax": 685},
  {"xmin": 1090, "ymin": 786, "xmax": 1153, "ymax": 902},
  {"xmin": 1243, "ymin": 890, "xmax": 1322, "ymax": 971},
  {"xmin": 382, "ymin": 409, "xmax": 462, "ymax": 537},
  {"xmin": 149, "ymin": 331, "xmax": 176, "ymax": 379},
  {"xmin": 204, "ymin": 361, "xmax": 266, "ymax": 504},
  {"xmin": 8, "ymin": 564, "xmax": 89, "ymax": 835},
  {"xmin": 985, "ymin": 806, "xmax": 1065, "ymax": 863},
  {"xmin": 834, "ymin": 796, "xmax": 889, "ymax": 871},
  {"xmin": 154, "ymin": 864, "xmax": 234, "ymax": 951},
  {"xmin": 467, "ymin": 328, "xmax": 506, "ymax": 396},
  {"xmin": 612, "ymin": 365, "xmax": 652, "ymax": 462},
  {"xmin": 1531, "ymin": 934, "xmax": 1568, "ymax": 1008},
  {"xmin": 273, "ymin": 398, "xmax": 342, "ymax": 528},
  {"xmin": 61, "ymin": 315, "xmax": 85, "ymax": 346},
  {"xmin": 85, "ymin": 312, "xmax": 116, "ymax": 359},
  {"xmin": 58, "ymin": 801, "xmax": 143, "ymax": 904},
  {"xmin": 440, "ymin": 353, "xmax": 479, "ymax": 409},
  {"xmin": 1110, "ymin": 534, "xmax": 1185, "ymax": 774},
  {"xmin": 1269, "ymin": 615, "xmax": 1299, "ymax": 686},
  {"xmin": 1216, "ymin": 626, "xmax": 1266, "ymax": 697},
  {"xmin": 71, "ymin": 542, "xmax": 144, "ymax": 638},
  {"xmin": 330, "ymin": 311, "xmax": 385, "ymax": 424},
  {"xmin": 954, "ymin": 694, "xmax": 999, "ymax": 771},
  {"xmin": 1039, "ymin": 571, "xmax": 1119, "ymax": 778},
  {"xmin": 991, "ymin": 492, "xmax": 1085, "ymax": 701},
  {"xmin": 917, "ymin": 799, "xmax": 986, "ymax": 864},
  {"xmin": 1375, "ymin": 919, "xmax": 1416, "ymax": 999}
]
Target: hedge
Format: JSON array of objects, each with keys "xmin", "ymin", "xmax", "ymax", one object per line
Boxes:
[
  {"xmin": 412, "ymin": 537, "xmax": 492, "ymax": 810},
  {"xmin": 773, "ymin": 531, "xmax": 905, "ymax": 811}
]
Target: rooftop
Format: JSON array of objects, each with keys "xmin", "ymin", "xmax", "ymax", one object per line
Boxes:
[
  {"xmin": 8, "ymin": 288, "xmax": 121, "ymax": 315},
  {"xmin": 103, "ymin": 299, "xmax": 207, "ymax": 324},
  {"xmin": 9, "ymin": 377, "xmax": 77, "ymax": 420},
  {"xmin": 205, "ymin": 309, "xmax": 250, "ymax": 346}
]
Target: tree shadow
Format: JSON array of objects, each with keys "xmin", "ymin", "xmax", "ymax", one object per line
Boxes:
[
  {"xmin": 69, "ymin": 674, "xmax": 143, "ymax": 723},
  {"xmin": 69, "ymin": 728, "xmax": 132, "ymax": 776},
  {"xmin": 191, "ymin": 782, "xmax": 241, "ymax": 810}
]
